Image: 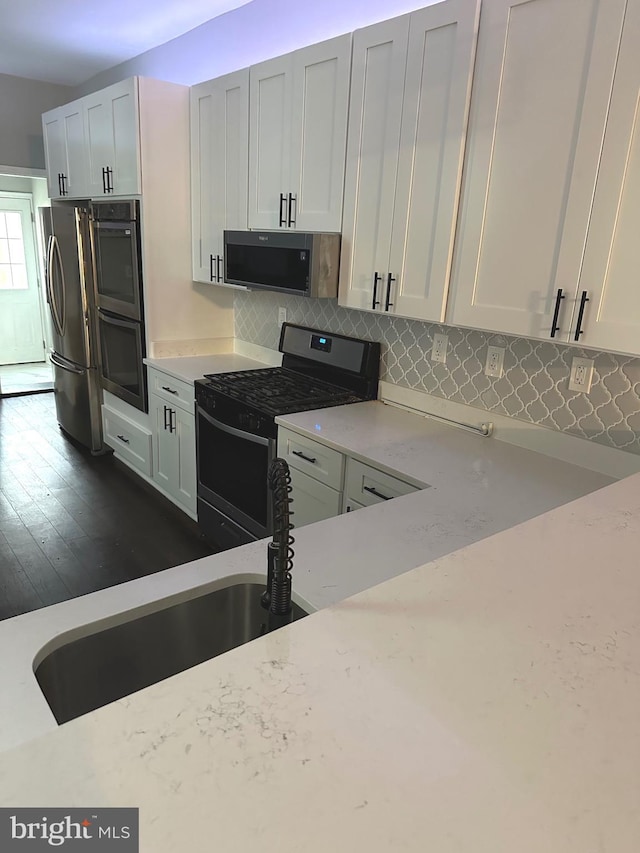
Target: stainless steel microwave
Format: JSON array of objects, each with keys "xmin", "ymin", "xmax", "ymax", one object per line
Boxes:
[{"xmin": 223, "ymin": 230, "xmax": 340, "ymax": 298}]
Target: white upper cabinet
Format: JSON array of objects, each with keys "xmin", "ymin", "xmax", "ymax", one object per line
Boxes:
[
  {"xmin": 84, "ymin": 78, "xmax": 140, "ymax": 197},
  {"xmin": 340, "ymin": 0, "xmax": 480, "ymax": 321},
  {"xmin": 191, "ymin": 69, "xmax": 249, "ymax": 284},
  {"xmin": 572, "ymin": 0, "xmax": 640, "ymax": 355},
  {"xmin": 447, "ymin": 0, "xmax": 627, "ymax": 340},
  {"xmin": 248, "ymin": 35, "xmax": 351, "ymax": 231},
  {"xmin": 339, "ymin": 15, "xmax": 410, "ymax": 312},
  {"xmin": 42, "ymin": 101, "xmax": 87, "ymax": 199}
]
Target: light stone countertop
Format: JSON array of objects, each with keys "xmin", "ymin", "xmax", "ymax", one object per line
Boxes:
[
  {"xmin": 0, "ymin": 400, "xmax": 612, "ymax": 754},
  {"xmin": 0, "ymin": 471, "xmax": 639, "ymax": 852},
  {"xmin": 143, "ymin": 353, "xmax": 266, "ymax": 384}
]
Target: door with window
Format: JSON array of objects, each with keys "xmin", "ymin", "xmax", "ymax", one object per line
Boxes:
[{"xmin": 0, "ymin": 196, "xmax": 45, "ymax": 365}]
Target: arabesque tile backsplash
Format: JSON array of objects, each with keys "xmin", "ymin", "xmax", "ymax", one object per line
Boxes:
[{"xmin": 234, "ymin": 291, "xmax": 640, "ymax": 455}]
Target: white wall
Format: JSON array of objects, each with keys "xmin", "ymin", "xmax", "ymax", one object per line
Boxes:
[
  {"xmin": 0, "ymin": 74, "xmax": 73, "ymax": 168},
  {"xmin": 74, "ymin": 0, "xmax": 438, "ymax": 94}
]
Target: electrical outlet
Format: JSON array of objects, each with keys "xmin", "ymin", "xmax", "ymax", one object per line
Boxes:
[
  {"xmin": 431, "ymin": 333, "xmax": 448, "ymax": 364},
  {"xmin": 278, "ymin": 307, "xmax": 287, "ymax": 327},
  {"xmin": 485, "ymin": 345, "xmax": 505, "ymax": 378},
  {"xmin": 568, "ymin": 357, "xmax": 594, "ymax": 393}
]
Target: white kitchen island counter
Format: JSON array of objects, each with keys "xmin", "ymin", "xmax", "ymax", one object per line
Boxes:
[{"xmin": 1, "ymin": 470, "xmax": 639, "ymax": 852}]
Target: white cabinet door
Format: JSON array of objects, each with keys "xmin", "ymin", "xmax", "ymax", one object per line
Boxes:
[
  {"xmin": 42, "ymin": 110, "xmax": 66, "ymax": 199},
  {"xmin": 289, "ymin": 467, "xmax": 342, "ymax": 529},
  {"xmin": 151, "ymin": 394, "xmax": 179, "ymax": 495},
  {"xmin": 175, "ymin": 406, "xmax": 197, "ymax": 514},
  {"xmin": 388, "ymin": 0, "xmax": 480, "ymax": 322},
  {"xmin": 448, "ymin": 0, "xmax": 627, "ymax": 340},
  {"xmin": 339, "ymin": 15, "xmax": 410, "ymax": 312},
  {"xmin": 191, "ymin": 69, "xmax": 249, "ymax": 284},
  {"xmin": 42, "ymin": 102, "xmax": 87, "ymax": 198},
  {"xmin": 249, "ymin": 36, "xmax": 351, "ymax": 231},
  {"xmin": 574, "ymin": 0, "xmax": 640, "ymax": 355},
  {"xmin": 289, "ymin": 34, "xmax": 351, "ymax": 232},
  {"xmin": 85, "ymin": 78, "xmax": 140, "ymax": 197},
  {"xmin": 248, "ymin": 54, "xmax": 293, "ymax": 230}
]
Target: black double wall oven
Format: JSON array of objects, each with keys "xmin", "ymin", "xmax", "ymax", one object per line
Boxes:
[{"xmin": 91, "ymin": 200, "xmax": 148, "ymax": 412}]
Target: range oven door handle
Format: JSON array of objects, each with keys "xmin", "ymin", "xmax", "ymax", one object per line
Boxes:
[{"xmin": 197, "ymin": 406, "xmax": 271, "ymax": 447}]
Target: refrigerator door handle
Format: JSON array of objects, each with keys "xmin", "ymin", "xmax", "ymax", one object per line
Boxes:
[
  {"xmin": 46, "ymin": 235, "xmax": 62, "ymax": 336},
  {"xmin": 49, "ymin": 235, "xmax": 67, "ymax": 335},
  {"xmin": 50, "ymin": 352, "xmax": 85, "ymax": 375}
]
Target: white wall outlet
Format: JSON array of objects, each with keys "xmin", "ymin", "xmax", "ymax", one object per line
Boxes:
[
  {"xmin": 568, "ymin": 356, "xmax": 594, "ymax": 393},
  {"xmin": 278, "ymin": 307, "xmax": 287, "ymax": 327},
  {"xmin": 431, "ymin": 332, "xmax": 448, "ymax": 364},
  {"xmin": 485, "ymin": 345, "xmax": 505, "ymax": 378}
]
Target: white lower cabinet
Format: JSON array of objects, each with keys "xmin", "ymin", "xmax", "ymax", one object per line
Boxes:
[
  {"xmin": 288, "ymin": 467, "xmax": 342, "ymax": 529},
  {"xmin": 344, "ymin": 459, "xmax": 420, "ymax": 509},
  {"xmin": 150, "ymin": 393, "xmax": 197, "ymax": 518},
  {"xmin": 102, "ymin": 404, "xmax": 152, "ymax": 476},
  {"xmin": 278, "ymin": 426, "xmax": 423, "ymax": 527},
  {"xmin": 147, "ymin": 367, "xmax": 196, "ymax": 518}
]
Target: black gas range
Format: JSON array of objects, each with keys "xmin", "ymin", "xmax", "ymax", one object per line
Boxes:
[{"xmin": 195, "ymin": 323, "xmax": 380, "ymax": 550}]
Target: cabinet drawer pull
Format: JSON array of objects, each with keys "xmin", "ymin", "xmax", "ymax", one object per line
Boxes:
[
  {"xmin": 363, "ymin": 485, "xmax": 391, "ymax": 501},
  {"xmin": 161, "ymin": 385, "xmax": 178, "ymax": 395},
  {"xmin": 279, "ymin": 193, "xmax": 287, "ymax": 227},
  {"xmin": 550, "ymin": 288, "xmax": 565, "ymax": 338},
  {"xmin": 372, "ymin": 272, "xmax": 382, "ymax": 309},
  {"xmin": 574, "ymin": 290, "xmax": 590, "ymax": 341},
  {"xmin": 292, "ymin": 449, "xmax": 317, "ymax": 464},
  {"xmin": 116, "ymin": 434, "xmax": 129, "ymax": 444},
  {"xmin": 385, "ymin": 273, "xmax": 395, "ymax": 311}
]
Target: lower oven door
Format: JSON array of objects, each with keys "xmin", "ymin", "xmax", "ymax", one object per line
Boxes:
[
  {"xmin": 196, "ymin": 406, "xmax": 275, "ymax": 544},
  {"xmin": 97, "ymin": 309, "xmax": 147, "ymax": 412}
]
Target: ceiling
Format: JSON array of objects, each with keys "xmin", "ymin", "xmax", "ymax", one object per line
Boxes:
[{"xmin": 0, "ymin": 0, "xmax": 253, "ymax": 87}]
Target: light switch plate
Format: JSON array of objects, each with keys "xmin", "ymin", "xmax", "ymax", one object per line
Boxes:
[
  {"xmin": 568, "ymin": 357, "xmax": 594, "ymax": 393},
  {"xmin": 431, "ymin": 333, "xmax": 448, "ymax": 364}
]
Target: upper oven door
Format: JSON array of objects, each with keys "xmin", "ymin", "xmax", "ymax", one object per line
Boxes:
[
  {"xmin": 91, "ymin": 219, "xmax": 143, "ymax": 320},
  {"xmin": 196, "ymin": 404, "xmax": 274, "ymax": 539}
]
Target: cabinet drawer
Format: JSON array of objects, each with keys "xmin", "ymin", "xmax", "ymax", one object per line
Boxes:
[
  {"xmin": 147, "ymin": 368, "xmax": 194, "ymax": 413},
  {"xmin": 102, "ymin": 405, "xmax": 152, "ymax": 476},
  {"xmin": 289, "ymin": 468, "xmax": 341, "ymax": 529},
  {"xmin": 278, "ymin": 428, "xmax": 344, "ymax": 490},
  {"xmin": 345, "ymin": 459, "xmax": 420, "ymax": 507}
]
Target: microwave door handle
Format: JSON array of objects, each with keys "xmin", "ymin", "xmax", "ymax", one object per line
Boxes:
[{"xmin": 198, "ymin": 407, "xmax": 271, "ymax": 448}]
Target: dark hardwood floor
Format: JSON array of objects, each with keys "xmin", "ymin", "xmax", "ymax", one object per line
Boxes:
[{"xmin": 0, "ymin": 392, "xmax": 214, "ymax": 621}]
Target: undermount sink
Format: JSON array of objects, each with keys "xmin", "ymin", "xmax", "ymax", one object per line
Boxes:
[{"xmin": 34, "ymin": 582, "xmax": 309, "ymax": 725}]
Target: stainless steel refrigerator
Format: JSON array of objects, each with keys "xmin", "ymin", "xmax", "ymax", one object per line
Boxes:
[{"xmin": 40, "ymin": 202, "xmax": 103, "ymax": 452}]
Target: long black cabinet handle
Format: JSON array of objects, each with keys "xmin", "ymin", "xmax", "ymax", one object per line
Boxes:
[
  {"xmin": 279, "ymin": 193, "xmax": 287, "ymax": 227},
  {"xmin": 292, "ymin": 450, "xmax": 316, "ymax": 464},
  {"xmin": 106, "ymin": 166, "xmax": 114, "ymax": 193},
  {"xmin": 210, "ymin": 254, "xmax": 215, "ymax": 282},
  {"xmin": 385, "ymin": 273, "xmax": 395, "ymax": 311},
  {"xmin": 363, "ymin": 485, "xmax": 391, "ymax": 501},
  {"xmin": 169, "ymin": 409, "xmax": 176, "ymax": 434},
  {"xmin": 61, "ymin": 174, "xmax": 68, "ymax": 196},
  {"xmin": 116, "ymin": 434, "xmax": 129, "ymax": 444},
  {"xmin": 57, "ymin": 173, "xmax": 63, "ymax": 195},
  {"xmin": 163, "ymin": 405, "xmax": 169, "ymax": 431},
  {"xmin": 550, "ymin": 288, "xmax": 565, "ymax": 338},
  {"xmin": 574, "ymin": 291, "xmax": 590, "ymax": 341},
  {"xmin": 102, "ymin": 167, "xmax": 108, "ymax": 194},
  {"xmin": 162, "ymin": 386, "xmax": 178, "ymax": 395},
  {"xmin": 287, "ymin": 193, "xmax": 296, "ymax": 227},
  {"xmin": 372, "ymin": 272, "xmax": 382, "ymax": 309},
  {"xmin": 216, "ymin": 254, "xmax": 223, "ymax": 283}
]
